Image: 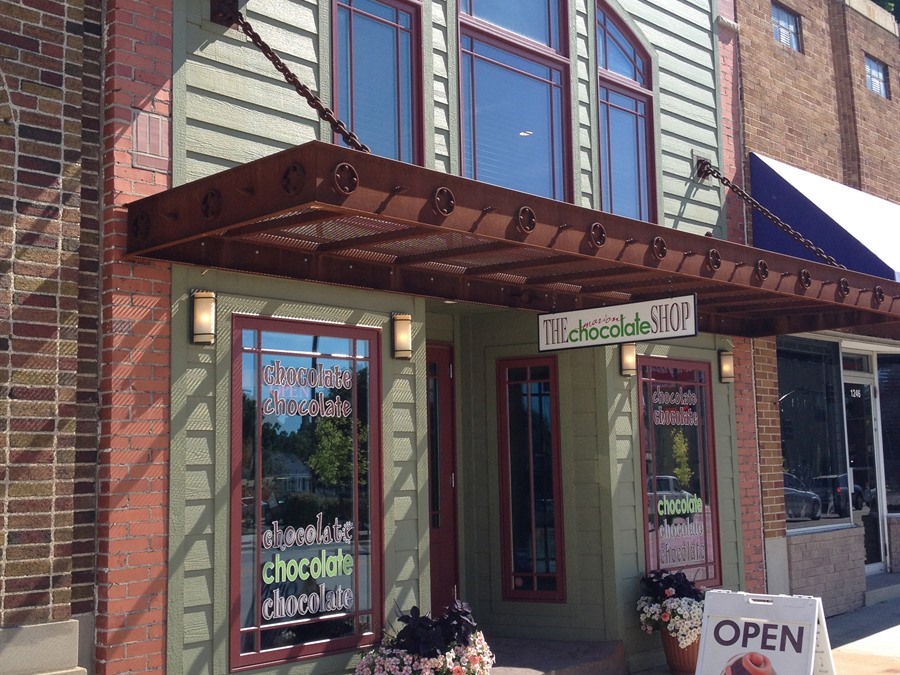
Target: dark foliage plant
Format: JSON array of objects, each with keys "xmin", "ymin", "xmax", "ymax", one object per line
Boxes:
[
  {"xmin": 640, "ymin": 569, "xmax": 704, "ymax": 603},
  {"xmin": 392, "ymin": 600, "xmax": 478, "ymax": 658}
]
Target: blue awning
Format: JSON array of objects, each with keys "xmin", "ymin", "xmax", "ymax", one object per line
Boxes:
[{"xmin": 750, "ymin": 153, "xmax": 900, "ymax": 282}]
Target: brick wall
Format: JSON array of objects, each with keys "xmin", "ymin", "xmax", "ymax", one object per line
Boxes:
[
  {"xmin": 95, "ymin": 1, "xmax": 173, "ymax": 673},
  {"xmin": 732, "ymin": 0, "xmax": 900, "ymax": 596},
  {"xmin": 736, "ymin": 0, "xmax": 845, "ymax": 183},
  {"xmin": 838, "ymin": 5, "xmax": 900, "ymax": 202},
  {"xmin": 717, "ymin": 0, "xmax": 766, "ymax": 593},
  {"xmin": 734, "ymin": 337, "xmax": 766, "ymax": 592},
  {"xmin": 717, "ymin": 1, "xmax": 750, "ymax": 246},
  {"xmin": 828, "ymin": 1, "xmax": 861, "ymax": 190},
  {"xmin": 0, "ymin": 0, "xmax": 85, "ymax": 629},
  {"xmin": 73, "ymin": 0, "xmax": 103, "ymax": 620},
  {"xmin": 786, "ymin": 527, "xmax": 866, "ymax": 616},
  {"xmin": 752, "ymin": 338, "xmax": 786, "ymax": 541}
]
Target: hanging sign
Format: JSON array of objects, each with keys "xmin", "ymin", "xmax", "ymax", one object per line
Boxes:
[
  {"xmin": 538, "ymin": 294, "xmax": 697, "ymax": 351},
  {"xmin": 697, "ymin": 591, "xmax": 836, "ymax": 675}
]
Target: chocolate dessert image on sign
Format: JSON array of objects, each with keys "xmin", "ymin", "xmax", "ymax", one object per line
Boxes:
[{"xmin": 722, "ymin": 651, "xmax": 777, "ymax": 675}]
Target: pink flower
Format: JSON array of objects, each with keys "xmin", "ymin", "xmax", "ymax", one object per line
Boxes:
[
  {"xmin": 661, "ymin": 611, "xmax": 671, "ymax": 622},
  {"xmin": 452, "ymin": 667, "xmax": 464, "ymax": 675},
  {"xmin": 664, "ymin": 587, "xmax": 675, "ymax": 597},
  {"xmin": 468, "ymin": 654, "xmax": 481, "ymax": 665}
]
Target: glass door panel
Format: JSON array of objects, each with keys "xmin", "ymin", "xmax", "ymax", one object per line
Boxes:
[{"xmin": 844, "ymin": 381, "xmax": 883, "ymax": 567}]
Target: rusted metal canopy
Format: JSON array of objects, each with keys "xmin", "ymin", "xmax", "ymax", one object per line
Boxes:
[{"xmin": 126, "ymin": 141, "xmax": 900, "ymax": 338}]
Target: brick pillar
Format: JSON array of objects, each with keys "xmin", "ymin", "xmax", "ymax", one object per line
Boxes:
[
  {"xmin": 717, "ymin": 0, "xmax": 766, "ymax": 593},
  {"xmin": 72, "ymin": 0, "xmax": 104, "ymax": 619},
  {"xmin": 733, "ymin": 337, "xmax": 766, "ymax": 592},
  {"xmin": 754, "ymin": 337, "xmax": 786, "ymax": 541},
  {"xmin": 0, "ymin": 0, "xmax": 84, "ymax": 630},
  {"xmin": 95, "ymin": 1, "xmax": 173, "ymax": 672}
]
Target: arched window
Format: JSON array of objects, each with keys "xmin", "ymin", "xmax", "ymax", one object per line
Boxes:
[{"xmin": 597, "ymin": 6, "xmax": 653, "ymax": 221}]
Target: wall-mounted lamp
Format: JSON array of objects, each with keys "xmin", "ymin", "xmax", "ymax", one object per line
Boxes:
[
  {"xmin": 620, "ymin": 343, "xmax": 637, "ymax": 377},
  {"xmin": 191, "ymin": 290, "xmax": 217, "ymax": 345},
  {"xmin": 391, "ymin": 313, "xmax": 412, "ymax": 359},
  {"xmin": 719, "ymin": 350, "xmax": 735, "ymax": 383}
]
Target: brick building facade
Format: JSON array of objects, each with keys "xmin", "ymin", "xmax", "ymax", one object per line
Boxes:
[
  {"xmin": 734, "ymin": 0, "xmax": 900, "ymax": 615},
  {"xmin": 0, "ymin": 0, "xmax": 102, "ymax": 669},
  {"xmin": 1, "ymin": 0, "xmax": 172, "ymax": 672}
]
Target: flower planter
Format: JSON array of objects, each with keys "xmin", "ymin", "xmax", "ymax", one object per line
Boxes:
[{"xmin": 660, "ymin": 630, "xmax": 699, "ymax": 675}]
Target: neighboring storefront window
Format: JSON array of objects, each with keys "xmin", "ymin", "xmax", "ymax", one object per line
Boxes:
[
  {"xmin": 878, "ymin": 356, "xmax": 900, "ymax": 515},
  {"xmin": 777, "ymin": 337, "xmax": 850, "ymax": 529},
  {"xmin": 230, "ymin": 316, "xmax": 381, "ymax": 669},
  {"xmin": 639, "ymin": 357, "xmax": 721, "ymax": 586},
  {"xmin": 497, "ymin": 357, "xmax": 565, "ymax": 601}
]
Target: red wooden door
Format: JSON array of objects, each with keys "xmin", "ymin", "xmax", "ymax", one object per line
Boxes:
[{"xmin": 427, "ymin": 344, "xmax": 458, "ymax": 612}]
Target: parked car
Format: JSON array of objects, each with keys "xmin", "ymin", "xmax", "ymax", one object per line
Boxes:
[
  {"xmin": 811, "ymin": 473, "xmax": 863, "ymax": 517},
  {"xmin": 783, "ymin": 472, "xmax": 821, "ymax": 521}
]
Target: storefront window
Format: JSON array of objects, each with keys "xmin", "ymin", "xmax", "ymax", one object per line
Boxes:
[
  {"xmin": 639, "ymin": 358, "xmax": 720, "ymax": 586},
  {"xmin": 878, "ymin": 356, "xmax": 900, "ymax": 515},
  {"xmin": 497, "ymin": 357, "xmax": 565, "ymax": 601},
  {"xmin": 230, "ymin": 316, "xmax": 381, "ymax": 669},
  {"xmin": 777, "ymin": 337, "xmax": 850, "ymax": 528}
]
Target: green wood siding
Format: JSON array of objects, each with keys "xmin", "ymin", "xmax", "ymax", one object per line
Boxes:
[
  {"xmin": 169, "ymin": 1, "xmax": 736, "ymax": 671},
  {"xmin": 167, "ymin": 266, "xmax": 428, "ymax": 674},
  {"xmin": 176, "ymin": 0, "xmax": 722, "ymax": 232}
]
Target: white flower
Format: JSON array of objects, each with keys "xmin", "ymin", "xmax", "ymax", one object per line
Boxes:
[
  {"xmin": 637, "ymin": 595, "xmax": 704, "ymax": 648},
  {"xmin": 355, "ymin": 631, "xmax": 495, "ymax": 675}
]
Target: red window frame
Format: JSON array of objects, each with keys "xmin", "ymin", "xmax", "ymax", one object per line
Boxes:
[
  {"xmin": 229, "ymin": 315, "xmax": 383, "ymax": 670},
  {"xmin": 637, "ymin": 356, "xmax": 722, "ymax": 587},
  {"xmin": 496, "ymin": 356, "xmax": 566, "ymax": 602},
  {"xmin": 332, "ymin": 0, "xmax": 423, "ymax": 164}
]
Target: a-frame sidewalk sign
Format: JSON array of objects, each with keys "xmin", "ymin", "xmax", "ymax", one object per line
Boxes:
[{"xmin": 696, "ymin": 590, "xmax": 836, "ymax": 674}]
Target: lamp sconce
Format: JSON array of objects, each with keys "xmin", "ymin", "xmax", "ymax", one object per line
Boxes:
[
  {"xmin": 719, "ymin": 350, "xmax": 735, "ymax": 383},
  {"xmin": 191, "ymin": 290, "xmax": 217, "ymax": 345},
  {"xmin": 391, "ymin": 313, "xmax": 412, "ymax": 359},
  {"xmin": 620, "ymin": 343, "xmax": 637, "ymax": 377}
]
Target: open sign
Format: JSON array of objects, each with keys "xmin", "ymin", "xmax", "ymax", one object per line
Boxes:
[{"xmin": 697, "ymin": 591, "xmax": 836, "ymax": 675}]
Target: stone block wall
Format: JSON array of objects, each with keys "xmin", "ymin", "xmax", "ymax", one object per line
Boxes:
[
  {"xmin": 786, "ymin": 526, "xmax": 866, "ymax": 616},
  {"xmin": 888, "ymin": 516, "xmax": 900, "ymax": 572}
]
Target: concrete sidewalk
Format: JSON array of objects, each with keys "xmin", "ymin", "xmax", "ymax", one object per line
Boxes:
[
  {"xmin": 633, "ymin": 594, "xmax": 900, "ymax": 674},
  {"xmin": 491, "ymin": 580, "xmax": 900, "ymax": 674},
  {"xmin": 828, "ymin": 600, "xmax": 900, "ymax": 675}
]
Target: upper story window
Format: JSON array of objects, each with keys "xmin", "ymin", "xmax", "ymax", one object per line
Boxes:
[
  {"xmin": 771, "ymin": 3, "xmax": 802, "ymax": 52},
  {"xmin": 497, "ymin": 357, "xmax": 565, "ymax": 601},
  {"xmin": 460, "ymin": 0, "xmax": 561, "ymax": 50},
  {"xmin": 596, "ymin": 6, "xmax": 653, "ymax": 221},
  {"xmin": 865, "ymin": 55, "xmax": 890, "ymax": 99},
  {"xmin": 335, "ymin": 0, "xmax": 420, "ymax": 163},
  {"xmin": 460, "ymin": 1, "xmax": 569, "ymax": 201}
]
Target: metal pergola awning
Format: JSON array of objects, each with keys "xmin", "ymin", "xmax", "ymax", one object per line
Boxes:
[{"xmin": 126, "ymin": 141, "xmax": 900, "ymax": 338}]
